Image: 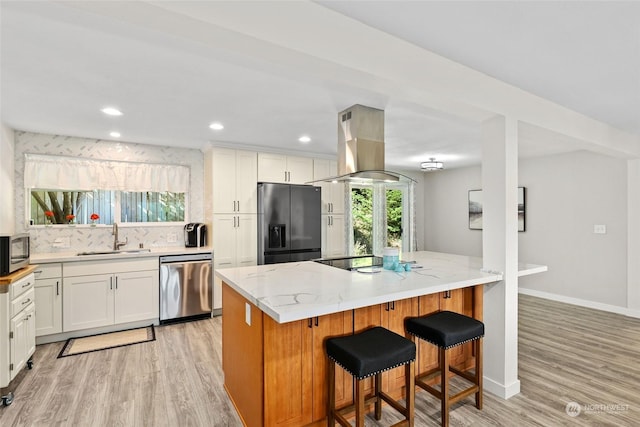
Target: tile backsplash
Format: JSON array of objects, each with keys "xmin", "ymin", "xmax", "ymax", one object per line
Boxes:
[{"xmin": 15, "ymin": 131, "xmax": 204, "ymax": 253}]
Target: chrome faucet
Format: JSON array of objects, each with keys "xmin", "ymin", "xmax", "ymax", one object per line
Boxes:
[{"xmin": 112, "ymin": 222, "xmax": 128, "ymax": 250}]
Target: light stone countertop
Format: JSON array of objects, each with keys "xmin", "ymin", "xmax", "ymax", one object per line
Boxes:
[
  {"xmin": 30, "ymin": 246, "xmax": 213, "ymax": 263},
  {"xmin": 215, "ymin": 250, "xmax": 547, "ymax": 324}
]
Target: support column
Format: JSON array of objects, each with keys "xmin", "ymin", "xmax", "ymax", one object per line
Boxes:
[
  {"xmin": 481, "ymin": 115, "xmax": 520, "ymax": 399},
  {"xmin": 628, "ymin": 159, "xmax": 640, "ymax": 312}
]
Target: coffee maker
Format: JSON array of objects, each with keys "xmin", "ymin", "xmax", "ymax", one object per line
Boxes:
[{"xmin": 184, "ymin": 223, "xmax": 207, "ymax": 247}]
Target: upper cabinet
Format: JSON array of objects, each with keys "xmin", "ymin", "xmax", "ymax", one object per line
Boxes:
[
  {"xmin": 209, "ymin": 148, "xmax": 258, "ymax": 214},
  {"xmin": 313, "ymin": 159, "xmax": 345, "ymax": 214},
  {"xmin": 258, "ymin": 153, "xmax": 313, "ymax": 185}
]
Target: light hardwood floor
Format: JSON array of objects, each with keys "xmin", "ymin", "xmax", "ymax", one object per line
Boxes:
[{"xmin": 1, "ymin": 294, "xmax": 639, "ymax": 426}]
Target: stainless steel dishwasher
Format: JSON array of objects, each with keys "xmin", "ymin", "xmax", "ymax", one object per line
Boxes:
[{"xmin": 159, "ymin": 252, "xmax": 213, "ymax": 324}]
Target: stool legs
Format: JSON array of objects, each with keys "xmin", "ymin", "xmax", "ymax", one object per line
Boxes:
[
  {"xmin": 327, "ymin": 359, "xmax": 415, "ymax": 426},
  {"xmin": 475, "ymin": 338, "xmax": 483, "ymax": 410},
  {"xmin": 439, "ymin": 346, "xmax": 450, "ymax": 427}
]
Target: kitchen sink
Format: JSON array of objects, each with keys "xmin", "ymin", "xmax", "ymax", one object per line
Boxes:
[{"xmin": 76, "ymin": 249, "xmax": 151, "ymax": 256}]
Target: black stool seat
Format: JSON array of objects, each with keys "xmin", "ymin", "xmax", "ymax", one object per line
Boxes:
[
  {"xmin": 326, "ymin": 326, "xmax": 416, "ymax": 379},
  {"xmin": 405, "ymin": 310, "xmax": 484, "ymax": 349}
]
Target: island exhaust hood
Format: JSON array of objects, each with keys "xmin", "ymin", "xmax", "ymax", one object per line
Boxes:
[{"xmin": 309, "ymin": 104, "xmax": 414, "ymax": 184}]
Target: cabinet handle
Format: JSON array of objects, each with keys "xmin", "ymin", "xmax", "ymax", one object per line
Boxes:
[
  {"xmin": 315, "ymin": 317, "xmax": 319, "ymax": 327},
  {"xmin": 385, "ymin": 302, "xmax": 390, "ymax": 311},
  {"xmin": 110, "ymin": 277, "xmax": 113, "ymax": 290},
  {"xmin": 115, "ymin": 276, "xmax": 118, "ymax": 290},
  {"xmin": 308, "ymin": 318, "xmax": 313, "ymax": 328},
  {"xmin": 330, "ymin": 203, "xmax": 333, "ymax": 213},
  {"xmin": 22, "ymin": 281, "xmax": 31, "ymax": 288},
  {"xmin": 34, "ymin": 270, "xmax": 42, "ymax": 274},
  {"xmin": 56, "ymin": 281, "xmax": 59, "ymax": 296},
  {"xmin": 391, "ymin": 301, "xmax": 395, "ymax": 310},
  {"xmin": 22, "ymin": 298, "xmax": 31, "ymax": 305},
  {"xmin": 443, "ymin": 290, "xmax": 451, "ymax": 299}
]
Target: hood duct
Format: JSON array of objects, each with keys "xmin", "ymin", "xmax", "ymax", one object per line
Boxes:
[{"xmin": 310, "ymin": 104, "xmax": 414, "ymax": 184}]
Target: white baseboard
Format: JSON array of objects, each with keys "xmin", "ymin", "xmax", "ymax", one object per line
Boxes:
[
  {"xmin": 484, "ymin": 376, "xmax": 521, "ymax": 399},
  {"xmin": 518, "ymin": 288, "xmax": 640, "ymax": 319}
]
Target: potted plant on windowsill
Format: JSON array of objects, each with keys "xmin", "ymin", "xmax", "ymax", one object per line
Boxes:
[
  {"xmin": 90, "ymin": 213, "xmax": 100, "ymax": 227},
  {"xmin": 66, "ymin": 214, "xmax": 76, "ymax": 226},
  {"xmin": 44, "ymin": 210, "xmax": 54, "ymax": 227}
]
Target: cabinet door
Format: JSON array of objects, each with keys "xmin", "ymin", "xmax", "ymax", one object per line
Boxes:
[
  {"xmin": 416, "ymin": 294, "xmax": 440, "ymax": 377},
  {"xmin": 258, "ymin": 153, "xmax": 287, "ymax": 183},
  {"xmin": 236, "ymin": 150, "xmax": 258, "ymax": 213},
  {"xmin": 327, "ymin": 215, "xmax": 346, "ymax": 257},
  {"xmin": 382, "ymin": 298, "xmax": 418, "ymax": 398},
  {"xmin": 328, "ymin": 180, "xmax": 345, "ymax": 214},
  {"xmin": 212, "ymin": 148, "xmax": 238, "ymax": 214},
  {"xmin": 236, "ymin": 215, "xmax": 257, "ymax": 267},
  {"xmin": 63, "ymin": 274, "xmax": 114, "ymax": 332},
  {"xmin": 25, "ymin": 303, "xmax": 36, "ymax": 359},
  {"xmin": 212, "ymin": 215, "xmax": 237, "ymax": 269},
  {"xmin": 9, "ymin": 304, "xmax": 32, "ymax": 380},
  {"xmin": 287, "ymin": 156, "xmax": 313, "ymax": 184},
  {"xmin": 313, "ymin": 160, "xmax": 332, "ymax": 214},
  {"xmin": 354, "ymin": 304, "xmax": 384, "ymax": 395},
  {"xmin": 114, "ymin": 270, "xmax": 159, "ymax": 324},
  {"xmin": 311, "ymin": 311, "xmax": 353, "ymax": 422},
  {"xmin": 35, "ymin": 278, "xmax": 62, "ymax": 336},
  {"xmin": 264, "ymin": 316, "xmax": 313, "ymax": 426}
]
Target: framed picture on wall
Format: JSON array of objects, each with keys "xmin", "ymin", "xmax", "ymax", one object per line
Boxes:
[{"xmin": 468, "ymin": 187, "xmax": 526, "ymax": 232}]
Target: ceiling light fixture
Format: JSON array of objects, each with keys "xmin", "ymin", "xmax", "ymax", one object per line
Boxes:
[
  {"xmin": 101, "ymin": 107, "xmax": 123, "ymax": 116},
  {"xmin": 209, "ymin": 122, "xmax": 224, "ymax": 130},
  {"xmin": 421, "ymin": 158, "xmax": 444, "ymax": 171},
  {"xmin": 298, "ymin": 135, "xmax": 311, "ymax": 143},
  {"xmin": 109, "ymin": 131, "xmax": 121, "ymax": 138}
]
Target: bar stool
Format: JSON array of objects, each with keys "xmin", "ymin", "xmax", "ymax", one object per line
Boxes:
[
  {"xmin": 326, "ymin": 326, "xmax": 416, "ymax": 427},
  {"xmin": 404, "ymin": 311, "xmax": 484, "ymax": 427}
]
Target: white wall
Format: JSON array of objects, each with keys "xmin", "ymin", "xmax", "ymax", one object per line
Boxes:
[
  {"xmin": 423, "ymin": 166, "xmax": 482, "ymax": 256},
  {"xmin": 0, "ymin": 124, "xmax": 15, "ymax": 234},
  {"xmin": 424, "ymin": 150, "xmax": 629, "ymax": 309},
  {"xmin": 15, "ymin": 131, "xmax": 204, "ymax": 253}
]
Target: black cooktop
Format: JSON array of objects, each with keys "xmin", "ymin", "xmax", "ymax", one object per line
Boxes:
[{"xmin": 314, "ymin": 255, "xmax": 383, "ymax": 271}]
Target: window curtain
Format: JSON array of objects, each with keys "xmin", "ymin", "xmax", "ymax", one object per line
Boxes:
[{"xmin": 24, "ymin": 154, "xmax": 190, "ymax": 192}]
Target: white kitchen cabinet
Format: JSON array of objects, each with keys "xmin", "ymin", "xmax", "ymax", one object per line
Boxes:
[
  {"xmin": 212, "ymin": 214, "xmax": 257, "ymax": 311},
  {"xmin": 258, "ymin": 153, "xmax": 313, "ymax": 184},
  {"xmin": 212, "ymin": 214, "xmax": 257, "ymax": 269},
  {"xmin": 207, "ymin": 148, "xmax": 257, "ymax": 214},
  {"xmin": 62, "ymin": 259, "xmax": 159, "ymax": 332},
  {"xmin": 10, "ymin": 302, "xmax": 35, "ymax": 378},
  {"xmin": 323, "ymin": 214, "xmax": 346, "ymax": 258},
  {"xmin": 1, "ymin": 272, "xmax": 36, "ymax": 396},
  {"xmin": 313, "ymin": 159, "xmax": 345, "ymax": 214},
  {"xmin": 34, "ymin": 263, "xmax": 62, "ymax": 336}
]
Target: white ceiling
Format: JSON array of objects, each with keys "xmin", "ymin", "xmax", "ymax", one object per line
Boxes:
[{"xmin": 1, "ymin": 1, "xmax": 638, "ymax": 171}]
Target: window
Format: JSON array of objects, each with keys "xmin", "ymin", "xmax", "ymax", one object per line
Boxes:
[
  {"xmin": 349, "ymin": 181, "xmax": 413, "ymax": 256},
  {"xmin": 30, "ymin": 189, "xmax": 185, "ymax": 225},
  {"xmin": 25, "ymin": 154, "xmax": 190, "ymax": 227}
]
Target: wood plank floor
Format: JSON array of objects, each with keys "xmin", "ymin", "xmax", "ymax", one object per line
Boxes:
[{"xmin": 1, "ymin": 294, "xmax": 639, "ymax": 426}]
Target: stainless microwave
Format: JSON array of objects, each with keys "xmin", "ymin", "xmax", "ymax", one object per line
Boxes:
[{"xmin": 0, "ymin": 233, "xmax": 30, "ymax": 276}]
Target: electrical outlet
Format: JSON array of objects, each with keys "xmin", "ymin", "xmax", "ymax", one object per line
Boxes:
[
  {"xmin": 167, "ymin": 232, "xmax": 178, "ymax": 243},
  {"xmin": 593, "ymin": 224, "xmax": 607, "ymax": 234},
  {"xmin": 245, "ymin": 303, "xmax": 252, "ymax": 326}
]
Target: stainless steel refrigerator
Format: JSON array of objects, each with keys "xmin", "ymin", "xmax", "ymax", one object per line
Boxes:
[{"xmin": 258, "ymin": 182, "xmax": 322, "ymax": 264}]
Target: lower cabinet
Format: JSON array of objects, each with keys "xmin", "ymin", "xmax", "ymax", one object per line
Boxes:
[
  {"xmin": 34, "ymin": 263, "xmax": 62, "ymax": 336},
  {"xmin": 10, "ymin": 302, "xmax": 36, "ymax": 379},
  {"xmin": 63, "ymin": 259, "xmax": 159, "ymax": 332}
]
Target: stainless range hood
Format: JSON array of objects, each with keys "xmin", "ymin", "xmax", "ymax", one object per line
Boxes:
[{"xmin": 310, "ymin": 104, "xmax": 414, "ymax": 184}]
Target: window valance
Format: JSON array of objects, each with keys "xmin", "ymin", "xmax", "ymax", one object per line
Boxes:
[{"xmin": 24, "ymin": 154, "xmax": 190, "ymax": 192}]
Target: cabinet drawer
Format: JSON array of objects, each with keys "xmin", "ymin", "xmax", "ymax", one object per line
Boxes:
[
  {"xmin": 34, "ymin": 263, "xmax": 62, "ymax": 280},
  {"xmin": 10, "ymin": 273, "xmax": 35, "ymax": 300},
  {"xmin": 64, "ymin": 258, "xmax": 158, "ymax": 277},
  {"xmin": 12, "ymin": 287, "xmax": 35, "ymax": 318}
]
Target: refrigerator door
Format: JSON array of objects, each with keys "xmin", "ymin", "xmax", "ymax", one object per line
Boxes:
[
  {"xmin": 258, "ymin": 183, "xmax": 291, "ymax": 264},
  {"xmin": 290, "ymin": 185, "xmax": 322, "ymax": 251}
]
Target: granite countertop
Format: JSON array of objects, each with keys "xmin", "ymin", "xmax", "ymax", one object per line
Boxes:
[
  {"xmin": 215, "ymin": 251, "xmax": 547, "ymax": 324},
  {"xmin": 30, "ymin": 246, "xmax": 213, "ymax": 263}
]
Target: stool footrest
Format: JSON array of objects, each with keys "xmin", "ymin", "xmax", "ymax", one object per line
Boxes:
[{"xmin": 449, "ymin": 366, "xmax": 477, "ymax": 383}]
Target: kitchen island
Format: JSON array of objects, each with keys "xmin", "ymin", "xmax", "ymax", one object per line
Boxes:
[{"xmin": 216, "ymin": 251, "xmax": 546, "ymax": 427}]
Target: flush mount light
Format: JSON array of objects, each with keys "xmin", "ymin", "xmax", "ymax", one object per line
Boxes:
[
  {"xmin": 420, "ymin": 158, "xmax": 444, "ymax": 171},
  {"xmin": 298, "ymin": 135, "xmax": 311, "ymax": 143},
  {"xmin": 109, "ymin": 131, "xmax": 121, "ymax": 138},
  {"xmin": 101, "ymin": 107, "xmax": 123, "ymax": 116},
  {"xmin": 209, "ymin": 122, "xmax": 224, "ymax": 130}
]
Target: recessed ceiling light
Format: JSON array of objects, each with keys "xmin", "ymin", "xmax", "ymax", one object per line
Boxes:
[
  {"xmin": 209, "ymin": 122, "xmax": 224, "ymax": 130},
  {"xmin": 101, "ymin": 107, "xmax": 123, "ymax": 116},
  {"xmin": 298, "ymin": 135, "xmax": 311, "ymax": 143},
  {"xmin": 110, "ymin": 131, "xmax": 121, "ymax": 138}
]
